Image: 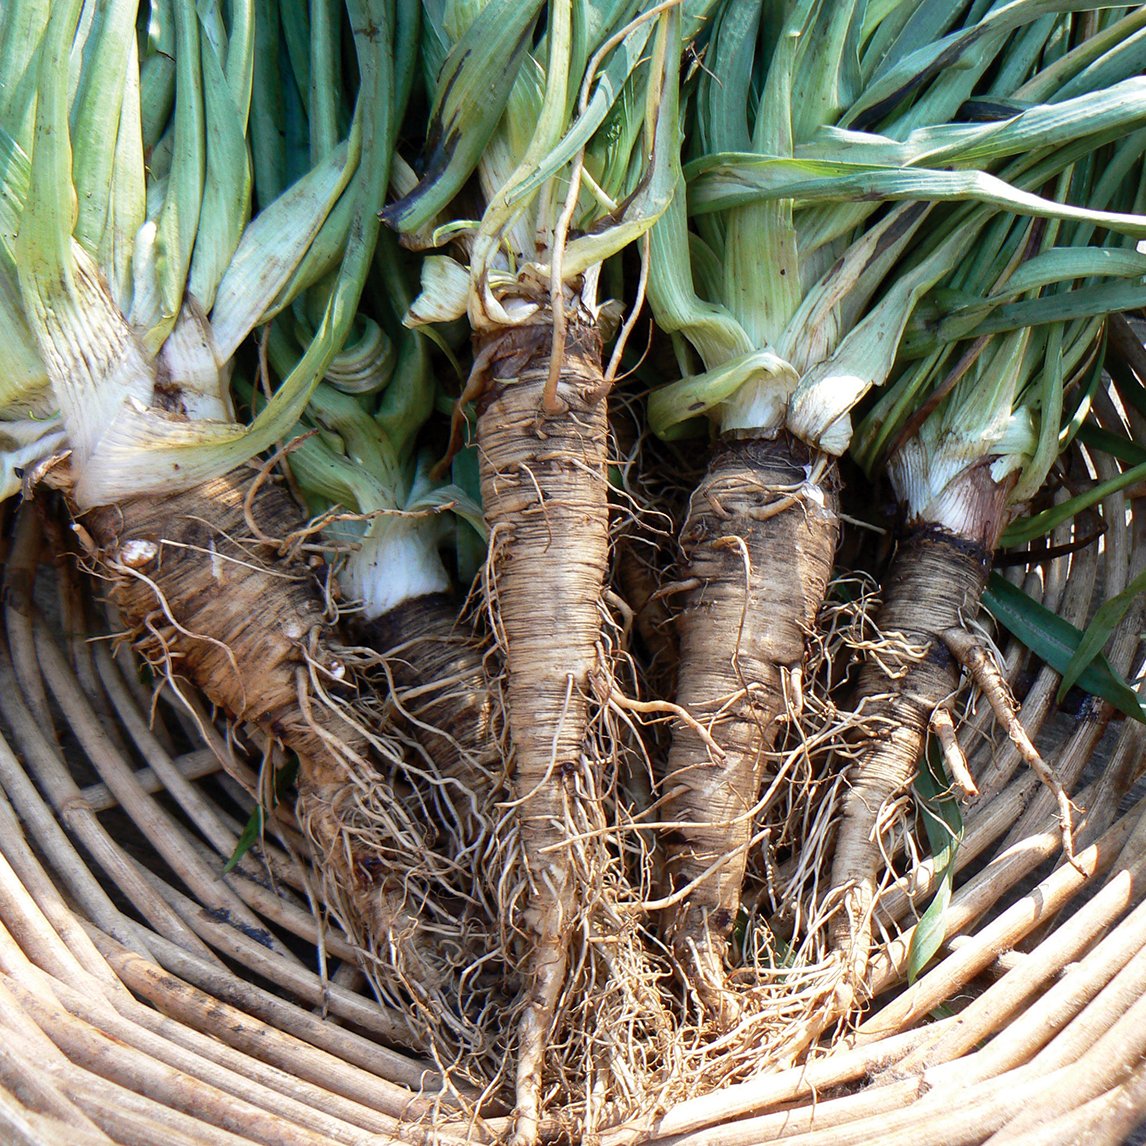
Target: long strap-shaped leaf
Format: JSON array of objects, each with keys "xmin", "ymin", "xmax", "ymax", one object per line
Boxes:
[
  {"xmin": 688, "ymin": 159, "xmax": 1146, "ymax": 238},
  {"xmin": 15, "ymin": 0, "xmax": 154, "ymax": 478},
  {"xmin": 85, "ymin": 0, "xmax": 398, "ymax": 504},
  {"xmin": 983, "ymin": 572, "xmax": 1146, "ymax": 723},
  {"xmin": 382, "ymin": 0, "xmax": 545, "ymax": 233}
]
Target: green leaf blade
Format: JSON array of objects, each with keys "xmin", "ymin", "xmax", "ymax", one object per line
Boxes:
[
  {"xmin": 982, "ymin": 572, "xmax": 1145, "ymax": 723},
  {"xmin": 907, "ymin": 746, "xmax": 965, "ymax": 984},
  {"xmin": 381, "ymin": 0, "xmax": 544, "ymax": 234},
  {"xmin": 1058, "ymin": 567, "xmax": 1146, "ymax": 702}
]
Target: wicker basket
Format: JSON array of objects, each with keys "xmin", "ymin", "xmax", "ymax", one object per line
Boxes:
[{"xmin": 0, "ymin": 414, "xmax": 1143, "ymax": 1146}]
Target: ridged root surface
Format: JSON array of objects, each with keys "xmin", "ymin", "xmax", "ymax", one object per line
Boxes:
[
  {"xmin": 82, "ymin": 468, "xmax": 439, "ymax": 1037},
  {"xmin": 828, "ymin": 526, "xmax": 991, "ymax": 988},
  {"xmin": 476, "ymin": 316, "xmax": 614, "ymax": 1144},
  {"xmin": 662, "ymin": 432, "xmax": 838, "ymax": 1019}
]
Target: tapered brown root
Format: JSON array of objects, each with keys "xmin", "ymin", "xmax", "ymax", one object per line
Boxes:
[
  {"xmin": 828, "ymin": 526, "xmax": 993, "ymax": 991},
  {"xmin": 81, "ymin": 467, "xmax": 441, "ymax": 1043},
  {"xmin": 348, "ymin": 594, "xmax": 521, "ymax": 1085},
  {"xmin": 475, "ymin": 315, "xmax": 612, "ymax": 1145},
  {"xmin": 350, "ymin": 590, "xmax": 506, "ymax": 884},
  {"xmin": 660, "ymin": 432, "xmax": 838, "ymax": 1021}
]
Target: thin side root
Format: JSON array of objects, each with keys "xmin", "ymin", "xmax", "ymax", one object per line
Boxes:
[
  {"xmin": 650, "ymin": 577, "xmax": 702, "ymax": 602},
  {"xmin": 604, "ymin": 687, "xmax": 726, "ymax": 762},
  {"xmin": 942, "ymin": 626, "xmax": 1077, "ymax": 866},
  {"xmin": 929, "ymin": 705, "xmax": 978, "ymax": 797}
]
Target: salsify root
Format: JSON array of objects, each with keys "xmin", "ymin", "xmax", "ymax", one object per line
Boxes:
[
  {"xmin": 475, "ymin": 311, "xmax": 636, "ymax": 1145},
  {"xmin": 827, "ymin": 526, "xmax": 990, "ymax": 992},
  {"xmin": 347, "ymin": 593, "xmax": 520, "ymax": 1086},
  {"xmin": 659, "ymin": 432, "xmax": 839, "ymax": 1022},
  {"xmin": 80, "ymin": 466, "xmax": 448, "ymax": 1042},
  {"xmin": 827, "ymin": 506, "xmax": 1075, "ymax": 997}
]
